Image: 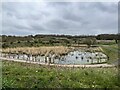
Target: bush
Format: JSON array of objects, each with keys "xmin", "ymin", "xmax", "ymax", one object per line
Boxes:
[{"xmin": 83, "ymin": 38, "xmax": 96, "ymax": 48}]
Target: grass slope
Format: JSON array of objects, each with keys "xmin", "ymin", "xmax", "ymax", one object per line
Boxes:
[
  {"xmin": 101, "ymin": 44, "xmax": 118, "ymax": 64},
  {"xmin": 2, "ymin": 60, "xmax": 120, "ymax": 88}
]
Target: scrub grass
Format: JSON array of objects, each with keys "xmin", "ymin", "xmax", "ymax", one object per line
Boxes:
[{"xmin": 2, "ymin": 60, "xmax": 120, "ymax": 88}]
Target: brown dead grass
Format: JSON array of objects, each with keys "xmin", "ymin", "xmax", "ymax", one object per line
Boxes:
[{"xmin": 2, "ymin": 46, "xmax": 74, "ymax": 56}]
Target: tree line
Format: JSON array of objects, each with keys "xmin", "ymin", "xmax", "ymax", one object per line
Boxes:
[
  {"xmin": 1, "ymin": 34, "xmax": 119, "ymax": 40},
  {"xmin": 0, "ymin": 34, "xmax": 119, "ymax": 48}
]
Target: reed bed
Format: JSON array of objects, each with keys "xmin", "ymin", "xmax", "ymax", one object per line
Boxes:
[
  {"xmin": 88, "ymin": 47, "xmax": 103, "ymax": 52},
  {"xmin": 77, "ymin": 46, "xmax": 103, "ymax": 52},
  {"xmin": 2, "ymin": 46, "xmax": 74, "ymax": 56},
  {"xmin": 2, "ymin": 46, "xmax": 103, "ymax": 56}
]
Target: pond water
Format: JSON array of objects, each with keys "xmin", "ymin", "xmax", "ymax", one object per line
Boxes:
[
  {"xmin": 1, "ymin": 50, "xmax": 108, "ymax": 65},
  {"xmin": 54, "ymin": 51, "xmax": 107, "ymax": 65}
]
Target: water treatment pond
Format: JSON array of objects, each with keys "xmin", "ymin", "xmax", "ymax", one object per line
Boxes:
[{"xmin": 1, "ymin": 50, "xmax": 108, "ymax": 65}]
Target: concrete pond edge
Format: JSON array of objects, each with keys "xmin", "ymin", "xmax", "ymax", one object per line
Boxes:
[{"xmin": 1, "ymin": 57, "xmax": 116, "ymax": 68}]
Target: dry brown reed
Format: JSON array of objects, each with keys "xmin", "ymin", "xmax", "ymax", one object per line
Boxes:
[{"xmin": 2, "ymin": 46, "xmax": 74, "ymax": 56}]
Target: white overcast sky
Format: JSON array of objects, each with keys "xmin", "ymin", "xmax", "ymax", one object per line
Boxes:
[{"xmin": 2, "ymin": 2, "xmax": 118, "ymax": 36}]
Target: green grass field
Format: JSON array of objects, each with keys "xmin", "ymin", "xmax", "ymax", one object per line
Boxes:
[{"xmin": 2, "ymin": 60, "xmax": 120, "ymax": 88}]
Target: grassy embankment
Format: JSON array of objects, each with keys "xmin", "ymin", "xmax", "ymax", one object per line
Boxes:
[
  {"xmin": 2, "ymin": 60, "xmax": 120, "ymax": 88},
  {"xmin": 100, "ymin": 44, "xmax": 118, "ymax": 64}
]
